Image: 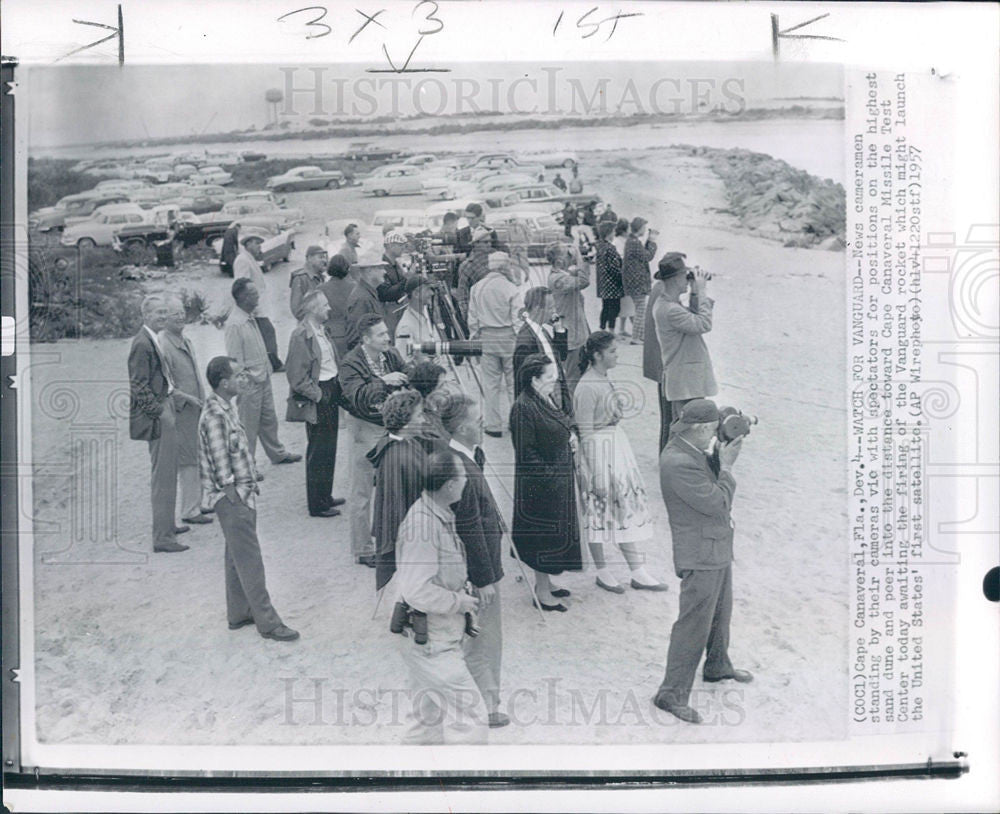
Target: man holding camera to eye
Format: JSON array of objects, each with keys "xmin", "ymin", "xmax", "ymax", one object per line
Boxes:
[
  {"xmin": 654, "ymin": 398, "xmax": 752, "ymax": 724},
  {"xmin": 650, "ymin": 253, "xmax": 718, "ymax": 439}
]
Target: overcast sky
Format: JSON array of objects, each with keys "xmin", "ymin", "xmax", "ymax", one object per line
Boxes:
[{"xmin": 26, "ymin": 61, "xmax": 842, "ymax": 149}]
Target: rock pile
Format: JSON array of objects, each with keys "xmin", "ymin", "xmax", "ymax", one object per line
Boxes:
[{"xmin": 681, "ymin": 145, "xmax": 846, "ymax": 249}]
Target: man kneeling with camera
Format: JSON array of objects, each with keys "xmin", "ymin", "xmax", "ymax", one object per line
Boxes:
[{"xmin": 392, "ymin": 450, "xmax": 488, "ymax": 744}]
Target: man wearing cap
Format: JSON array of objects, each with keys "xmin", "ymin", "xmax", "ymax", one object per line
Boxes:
[
  {"xmin": 651, "ymin": 253, "xmax": 716, "ymax": 434},
  {"xmin": 224, "ymin": 278, "xmax": 302, "ymax": 467},
  {"xmin": 233, "ymin": 231, "xmax": 283, "ymax": 372},
  {"xmin": 467, "ymin": 252, "xmax": 523, "ymax": 438},
  {"xmin": 654, "ymin": 398, "xmax": 751, "ymax": 724},
  {"xmin": 456, "ymin": 226, "xmax": 495, "ymax": 318},
  {"xmin": 394, "ymin": 275, "xmax": 438, "ymax": 364},
  {"xmin": 379, "ymin": 230, "xmax": 411, "ymax": 338},
  {"xmin": 289, "ymin": 245, "xmax": 329, "ymax": 321},
  {"xmin": 339, "ymin": 313, "xmax": 409, "ymax": 566},
  {"xmin": 345, "ymin": 251, "xmax": 389, "ymax": 350}
]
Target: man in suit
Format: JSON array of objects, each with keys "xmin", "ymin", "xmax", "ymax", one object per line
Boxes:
[
  {"xmin": 650, "ymin": 253, "xmax": 717, "ymax": 436},
  {"xmin": 439, "ymin": 393, "xmax": 510, "ymax": 729},
  {"xmin": 285, "ymin": 290, "xmax": 346, "ymax": 518},
  {"xmin": 513, "ymin": 286, "xmax": 572, "ymax": 418},
  {"xmin": 338, "ymin": 313, "xmax": 408, "ymax": 566},
  {"xmin": 159, "ymin": 295, "xmax": 211, "ymax": 527},
  {"xmin": 128, "ymin": 293, "xmax": 188, "ymax": 552},
  {"xmin": 224, "ymin": 278, "xmax": 301, "ymax": 467},
  {"xmin": 654, "ymin": 399, "xmax": 751, "ymax": 724}
]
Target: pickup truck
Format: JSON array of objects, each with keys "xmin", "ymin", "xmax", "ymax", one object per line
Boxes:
[
  {"xmin": 177, "ymin": 199, "xmax": 304, "ymax": 246},
  {"xmin": 111, "ymin": 206, "xmax": 199, "ymax": 258}
]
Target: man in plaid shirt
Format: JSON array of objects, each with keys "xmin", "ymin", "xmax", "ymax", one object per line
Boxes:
[{"xmin": 199, "ymin": 356, "xmax": 299, "ymax": 642}]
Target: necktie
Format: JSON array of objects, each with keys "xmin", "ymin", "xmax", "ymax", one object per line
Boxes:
[{"xmin": 473, "ymin": 446, "xmax": 486, "ymax": 469}]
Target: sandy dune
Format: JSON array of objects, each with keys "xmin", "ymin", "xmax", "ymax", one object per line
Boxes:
[{"xmin": 28, "ymin": 143, "xmax": 848, "ymax": 746}]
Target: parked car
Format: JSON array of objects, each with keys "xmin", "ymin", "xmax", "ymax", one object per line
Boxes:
[
  {"xmin": 423, "ymin": 198, "xmax": 491, "ymax": 230},
  {"xmin": 197, "ymin": 199, "xmax": 304, "ymax": 233},
  {"xmin": 186, "ymin": 184, "xmax": 237, "ymax": 202},
  {"xmin": 476, "ymin": 173, "xmax": 539, "ymax": 193},
  {"xmin": 485, "ymin": 209, "xmax": 566, "ymax": 262},
  {"xmin": 420, "ymin": 173, "xmax": 479, "ymax": 200},
  {"xmin": 402, "ymin": 153, "xmax": 439, "ymax": 167},
  {"xmin": 94, "ymin": 179, "xmax": 151, "ymax": 194},
  {"xmin": 371, "ymin": 209, "xmax": 430, "ymax": 232},
  {"xmin": 59, "ymin": 193, "xmax": 135, "ymax": 227},
  {"xmin": 481, "ymin": 190, "xmax": 529, "ymax": 210},
  {"xmin": 361, "ymin": 165, "xmax": 424, "ymax": 197},
  {"xmin": 265, "ymin": 165, "xmax": 345, "ymax": 192},
  {"xmin": 233, "ymin": 190, "xmax": 287, "ymax": 206},
  {"xmin": 210, "ymin": 220, "xmax": 295, "ymax": 274},
  {"xmin": 30, "ymin": 192, "xmax": 127, "ymax": 232},
  {"xmin": 162, "ymin": 192, "xmax": 227, "ymax": 215},
  {"xmin": 60, "ymin": 203, "xmax": 151, "ymax": 248},
  {"xmin": 82, "ymin": 162, "xmax": 136, "ymax": 179},
  {"xmin": 240, "ymin": 150, "xmax": 267, "ymax": 162},
  {"xmin": 137, "ymin": 163, "xmax": 174, "ymax": 183},
  {"xmin": 465, "ymin": 153, "xmax": 545, "ymax": 176},
  {"xmin": 171, "ymin": 163, "xmax": 199, "ymax": 181},
  {"xmin": 343, "ymin": 142, "xmax": 403, "ymax": 161},
  {"xmin": 186, "ymin": 166, "xmax": 233, "ymax": 186},
  {"xmin": 129, "ymin": 183, "xmax": 193, "ymax": 207},
  {"xmin": 531, "ymin": 151, "xmax": 579, "ymax": 169}
]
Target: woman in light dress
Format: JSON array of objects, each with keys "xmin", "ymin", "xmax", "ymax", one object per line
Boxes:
[{"xmin": 573, "ymin": 330, "xmax": 668, "ymax": 593}]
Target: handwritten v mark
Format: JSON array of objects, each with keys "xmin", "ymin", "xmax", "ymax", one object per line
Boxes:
[{"xmin": 382, "ymin": 35, "xmax": 424, "ymax": 73}]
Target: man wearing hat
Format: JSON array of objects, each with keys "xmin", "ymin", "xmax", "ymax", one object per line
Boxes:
[
  {"xmin": 233, "ymin": 230, "xmax": 283, "ymax": 372},
  {"xmin": 379, "ymin": 230, "xmax": 411, "ymax": 338},
  {"xmin": 467, "ymin": 251, "xmax": 523, "ymax": 438},
  {"xmin": 345, "ymin": 250, "xmax": 389, "ymax": 350},
  {"xmin": 456, "ymin": 226, "xmax": 495, "ymax": 318},
  {"xmin": 650, "ymin": 253, "xmax": 717, "ymax": 436},
  {"xmin": 394, "ymin": 275, "xmax": 438, "ymax": 364},
  {"xmin": 289, "ymin": 245, "xmax": 329, "ymax": 321},
  {"xmin": 654, "ymin": 398, "xmax": 751, "ymax": 724},
  {"xmin": 644, "ymin": 252, "xmax": 703, "ymax": 451}
]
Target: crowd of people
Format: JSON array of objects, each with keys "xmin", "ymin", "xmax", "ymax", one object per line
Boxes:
[{"xmin": 127, "ymin": 194, "xmax": 752, "ymax": 740}]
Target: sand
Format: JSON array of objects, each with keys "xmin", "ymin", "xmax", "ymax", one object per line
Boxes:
[{"xmin": 28, "ymin": 141, "xmax": 848, "ymax": 746}]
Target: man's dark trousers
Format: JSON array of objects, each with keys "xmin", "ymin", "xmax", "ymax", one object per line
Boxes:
[
  {"xmin": 306, "ymin": 378, "xmax": 340, "ymax": 514},
  {"xmin": 215, "ymin": 497, "xmax": 284, "ymax": 634},
  {"xmin": 657, "ymin": 565, "xmax": 734, "ymax": 707},
  {"xmin": 657, "ymin": 382, "xmax": 672, "ymax": 452}
]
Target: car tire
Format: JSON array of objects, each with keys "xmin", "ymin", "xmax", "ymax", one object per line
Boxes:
[
  {"xmin": 77, "ymin": 238, "xmax": 97, "ymax": 249},
  {"xmin": 374, "ymin": 189, "xmax": 387, "ymax": 197},
  {"xmin": 326, "ymin": 179, "xmax": 340, "ymax": 189}
]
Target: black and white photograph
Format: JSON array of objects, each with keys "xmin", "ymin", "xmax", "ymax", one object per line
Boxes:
[
  {"xmin": 2, "ymin": 1, "xmax": 998, "ymax": 810},
  {"xmin": 23, "ymin": 56, "xmax": 849, "ymax": 747}
]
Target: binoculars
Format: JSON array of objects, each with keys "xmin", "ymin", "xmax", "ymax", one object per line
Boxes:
[{"xmin": 390, "ymin": 600, "xmax": 428, "ymax": 645}]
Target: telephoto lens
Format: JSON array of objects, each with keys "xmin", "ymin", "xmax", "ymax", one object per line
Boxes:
[
  {"xmin": 410, "ymin": 610, "xmax": 429, "ymax": 645},
  {"xmin": 418, "ymin": 340, "xmax": 482, "ymax": 358}
]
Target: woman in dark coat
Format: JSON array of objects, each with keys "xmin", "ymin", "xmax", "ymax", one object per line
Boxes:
[
  {"xmin": 509, "ymin": 353, "xmax": 583, "ymax": 612},
  {"xmin": 595, "ymin": 220, "xmax": 624, "ymax": 331}
]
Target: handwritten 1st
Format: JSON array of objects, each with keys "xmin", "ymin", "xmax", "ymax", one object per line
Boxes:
[
  {"xmin": 552, "ymin": 7, "xmax": 644, "ymax": 42},
  {"xmin": 276, "ymin": 2, "xmax": 446, "ymax": 73}
]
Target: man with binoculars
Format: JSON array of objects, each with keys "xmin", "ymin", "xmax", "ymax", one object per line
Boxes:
[{"xmin": 648, "ymin": 252, "xmax": 718, "ymax": 445}]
